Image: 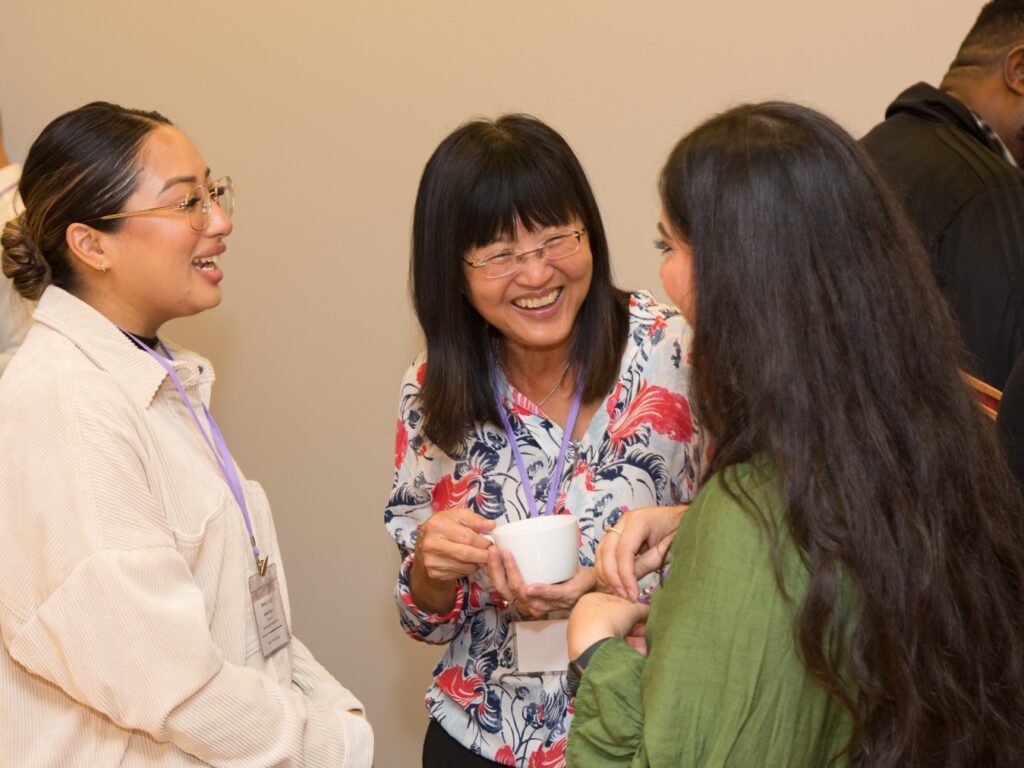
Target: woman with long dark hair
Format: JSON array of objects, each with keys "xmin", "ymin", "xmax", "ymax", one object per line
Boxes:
[
  {"xmin": 567, "ymin": 102, "xmax": 1024, "ymax": 767},
  {"xmin": 385, "ymin": 114, "xmax": 703, "ymax": 767},
  {"xmin": 0, "ymin": 102, "xmax": 372, "ymax": 766}
]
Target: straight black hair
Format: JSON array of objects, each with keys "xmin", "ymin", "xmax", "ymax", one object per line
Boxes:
[{"xmin": 411, "ymin": 114, "xmax": 629, "ymax": 453}]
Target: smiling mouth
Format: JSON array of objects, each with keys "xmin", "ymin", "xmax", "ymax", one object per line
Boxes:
[
  {"xmin": 512, "ymin": 288, "xmax": 561, "ymax": 310},
  {"xmin": 192, "ymin": 255, "xmax": 220, "ymax": 271}
]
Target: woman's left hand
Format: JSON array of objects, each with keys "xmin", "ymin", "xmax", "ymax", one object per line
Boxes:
[
  {"xmin": 596, "ymin": 504, "xmax": 686, "ymax": 600},
  {"xmin": 567, "ymin": 592, "xmax": 651, "ymax": 658},
  {"xmin": 487, "ymin": 547, "xmax": 596, "ymax": 618}
]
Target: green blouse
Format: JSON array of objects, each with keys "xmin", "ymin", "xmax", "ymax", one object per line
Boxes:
[{"xmin": 567, "ymin": 461, "xmax": 854, "ymax": 767}]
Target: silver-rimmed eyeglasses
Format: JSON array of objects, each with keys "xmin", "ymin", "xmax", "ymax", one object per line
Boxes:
[
  {"xmin": 92, "ymin": 177, "xmax": 235, "ymax": 232},
  {"xmin": 463, "ymin": 228, "xmax": 587, "ymax": 279}
]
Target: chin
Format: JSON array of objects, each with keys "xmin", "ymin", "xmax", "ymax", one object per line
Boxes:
[{"xmin": 178, "ymin": 290, "xmax": 224, "ymax": 320}]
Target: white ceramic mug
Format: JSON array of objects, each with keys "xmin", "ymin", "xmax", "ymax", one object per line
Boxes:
[{"xmin": 489, "ymin": 514, "xmax": 579, "ymax": 584}]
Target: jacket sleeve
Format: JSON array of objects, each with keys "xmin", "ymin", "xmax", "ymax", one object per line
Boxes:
[
  {"xmin": 566, "ymin": 639, "xmax": 647, "ymax": 767},
  {"xmin": 0, "ymin": 372, "xmax": 373, "ymax": 767},
  {"xmin": 936, "ymin": 185, "xmax": 1024, "ymax": 388}
]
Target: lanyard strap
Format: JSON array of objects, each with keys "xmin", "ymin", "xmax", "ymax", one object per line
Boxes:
[
  {"xmin": 124, "ymin": 332, "xmax": 263, "ymax": 567},
  {"xmin": 491, "ymin": 360, "xmax": 583, "ymax": 518}
]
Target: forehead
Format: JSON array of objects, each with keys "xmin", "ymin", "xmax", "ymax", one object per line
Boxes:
[{"xmin": 132, "ymin": 126, "xmax": 207, "ymax": 196}]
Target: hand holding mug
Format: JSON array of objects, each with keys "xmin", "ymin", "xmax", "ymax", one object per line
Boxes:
[
  {"xmin": 410, "ymin": 507, "xmax": 495, "ymax": 613},
  {"xmin": 488, "ymin": 547, "xmax": 596, "ymax": 618}
]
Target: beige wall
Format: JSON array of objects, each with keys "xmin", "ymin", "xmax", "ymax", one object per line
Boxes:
[{"xmin": 0, "ymin": 2, "xmax": 978, "ymax": 765}]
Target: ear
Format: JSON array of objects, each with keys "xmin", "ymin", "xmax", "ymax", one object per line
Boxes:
[
  {"xmin": 65, "ymin": 222, "xmax": 111, "ymax": 274},
  {"xmin": 1003, "ymin": 44, "xmax": 1024, "ymax": 96}
]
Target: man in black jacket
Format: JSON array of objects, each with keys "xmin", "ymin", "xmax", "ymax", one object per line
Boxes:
[{"xmin": 862, "ymin": 0, "xmax": 1024, "ymax": 389}]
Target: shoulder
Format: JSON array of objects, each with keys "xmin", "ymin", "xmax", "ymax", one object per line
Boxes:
[
  {"xmin": 394, "ymin": 352, "xmax": 432, "ymax": 444},
  {"xmin": 865, "ymin": 115, "xmax": 1018, "ymax": 203},
  {"xmin": 0, "ymin": 325, "xmax": 124, "ymax": 406},
  {"xmin": 619, "ymin": 291, "xmax": 692, "ymax": 389},
  {"xmin": 0, "ymin": 327, "xmax": 140, "ymax": 447},
  {"xmin": 680, "ymin": 459, "xmax": 782, "ymax": 555},
  {"xmin": 399, "ymin": 352, "xmax": 428, "ymax": 392},
  {"xmin": 626, "ymin": 290, "xmax": 690, "ymax": 357},
  {"xmin": 627, "ymin": 290, "xmax": 686, "ymax": 336}
]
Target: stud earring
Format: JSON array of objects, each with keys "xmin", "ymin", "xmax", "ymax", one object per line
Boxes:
[{"xmin": 100, "ymin": 262, "xmax": 107, "ymax": 273}]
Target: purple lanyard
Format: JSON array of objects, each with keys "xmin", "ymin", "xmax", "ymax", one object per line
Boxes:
[
  {"xmin": 124, "ymin": 332, "xmax": 263, "ymax": 568},
  {"xmin": 491, "ymin": 362, "xmax": 584, "ymax": 518}
]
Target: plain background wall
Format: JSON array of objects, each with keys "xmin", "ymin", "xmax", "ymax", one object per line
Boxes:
[{"xmin": 1, "ymin": 2, "xmax": 979, "ymax": 765}]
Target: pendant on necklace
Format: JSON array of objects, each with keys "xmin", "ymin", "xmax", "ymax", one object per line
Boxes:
[{"xmin": 534, "ymin": 359, "xmax": 572, "ymax": 409}]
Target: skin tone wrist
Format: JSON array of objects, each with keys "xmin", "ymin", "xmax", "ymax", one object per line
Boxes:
[
  {"xmin": 567, "ymin": 592, "xmax": 650, "ymax": 658},
  {"xmin": 408, "ymin": 553, "xmax": 459, "ymax": 614}
]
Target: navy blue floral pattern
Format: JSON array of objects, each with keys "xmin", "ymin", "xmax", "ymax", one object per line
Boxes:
[{"xmin": 386, "ymin": 292, "xmax": 703, "ymax": 767}]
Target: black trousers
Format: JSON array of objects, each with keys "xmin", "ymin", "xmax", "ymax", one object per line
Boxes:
[{"xmin": 422, "ymin": 718, "xmax": 503, "ymax": 767}]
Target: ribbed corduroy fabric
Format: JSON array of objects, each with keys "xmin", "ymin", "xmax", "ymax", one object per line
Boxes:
[
  {"xmin": 0, "ymin": 287, "xmax": 373, "ymax": 767},
  {"xmin": 0, "ymin": 162, "xmax": 32, "ymax": 375}
]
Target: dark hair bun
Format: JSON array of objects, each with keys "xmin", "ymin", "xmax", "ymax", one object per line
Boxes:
[{"xmin": 1, "ymin": 213, "xmax": 52, "ymax": 301}]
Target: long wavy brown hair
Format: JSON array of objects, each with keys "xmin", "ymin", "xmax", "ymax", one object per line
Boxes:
[{"xmin": 661, "ymin": 102, "xmax": 1024, "ymax": 767}]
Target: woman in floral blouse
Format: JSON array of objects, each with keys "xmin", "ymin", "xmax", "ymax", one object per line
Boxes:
[{"xmin": 385, "ymin": 114, "xmax": 703, "ymax": 768}]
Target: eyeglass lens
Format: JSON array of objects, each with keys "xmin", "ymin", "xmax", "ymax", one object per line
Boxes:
[
  {"xmin": 185, "ymin": 178, "xmax": 235, "ymax": 231},
  {"xmin": 482, "ymin": 231, "xmax": 581, "ymax": 278}
]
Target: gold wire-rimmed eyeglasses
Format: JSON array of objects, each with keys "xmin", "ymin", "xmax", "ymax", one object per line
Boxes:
[
  {"xmin": 463, "ymin": 228, "xmax": 587, "ymax": 279},
  {"xmin": 91, "ymin": 176, "xmax": 235, "ymax": 232}
]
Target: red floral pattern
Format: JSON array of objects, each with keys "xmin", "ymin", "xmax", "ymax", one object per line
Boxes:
[
  {"xmin": 431, "ymin": 469, "xmax": 483, "ymax": 511},
  {"xmin": 606, "ymin": 380, "xmax": 693, "ymax": 453},
  {"xmin": 386, "ymin": 292, "xmax": 704, "ymax": 767},
  {"xmin": 436, "ymin": 667, "xmax": 484, "ymax": 709},
  {"xmin": 394, "ymin": 420, "xmax": 408, "ymax": 471},
  {"xmin": 528, "ymin": 739, "xmax": 566, "ymax": 768}
]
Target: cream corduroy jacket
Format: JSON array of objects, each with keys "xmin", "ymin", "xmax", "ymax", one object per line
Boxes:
[{"xmin": 0, "ymin": 287, "xmax": 373, "ymax": 767}]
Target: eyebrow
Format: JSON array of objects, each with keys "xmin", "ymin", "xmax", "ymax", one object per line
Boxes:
[{"xmin": 160, "ymin": 167, "xmax": 212, "ymax": 193}]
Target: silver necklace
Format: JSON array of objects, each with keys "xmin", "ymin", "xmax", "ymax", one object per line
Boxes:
[{"xmin": 534, "ymin": 359, "xmax": 572, "ymax": 409}]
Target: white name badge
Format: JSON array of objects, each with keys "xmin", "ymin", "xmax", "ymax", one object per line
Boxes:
[
  {"xmin": 248, "ymin": 563, "xmax": 291, "ymax": 658},
  {"xmin": 513, "ymin": 618, "xmax": 570, "ymax": 673}
]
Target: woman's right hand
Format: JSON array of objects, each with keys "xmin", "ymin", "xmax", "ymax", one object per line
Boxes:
[
  {"xmin": 409, "ymin": 507, "xmax": 496, "ymax": 613},
  {"xmin": 596, "ymin": 505, "xmax": 687, "ymax": 600}
]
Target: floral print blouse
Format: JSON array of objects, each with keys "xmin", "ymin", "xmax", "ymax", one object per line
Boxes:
[{"xmin": 386, "ymin": 291, "xmax": 703, "ymax": 767}]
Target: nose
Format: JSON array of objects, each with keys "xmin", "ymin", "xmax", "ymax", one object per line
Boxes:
[
  {"xmin": 515, "ymin": 249, "xmax": 553, "ymax": 285},
  {"xmin": 206, "ymin": 199, "xmax": 233, "ymax": 238}
]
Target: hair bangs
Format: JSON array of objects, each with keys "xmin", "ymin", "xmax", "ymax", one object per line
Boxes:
[{"xmin": 461, "ymin": 149, "xmax": 581, "ymax": 250}]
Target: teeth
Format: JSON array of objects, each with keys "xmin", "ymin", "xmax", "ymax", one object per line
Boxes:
[
  {"xmin": 513, "ymin": 288, "xmax": 560, "ymax": 310},
  {"xmin": 192, "ymin": 256, "xmax": 220, "ymax": 271}
]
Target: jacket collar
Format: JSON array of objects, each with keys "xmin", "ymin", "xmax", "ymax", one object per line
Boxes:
[
  {"xmin": 886, "ymin": 82, "xmax": 1012, "ymax": 162},
  {"xmin": 32, "ymin": 286, "xmax": 215, "ymax": 409}
]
